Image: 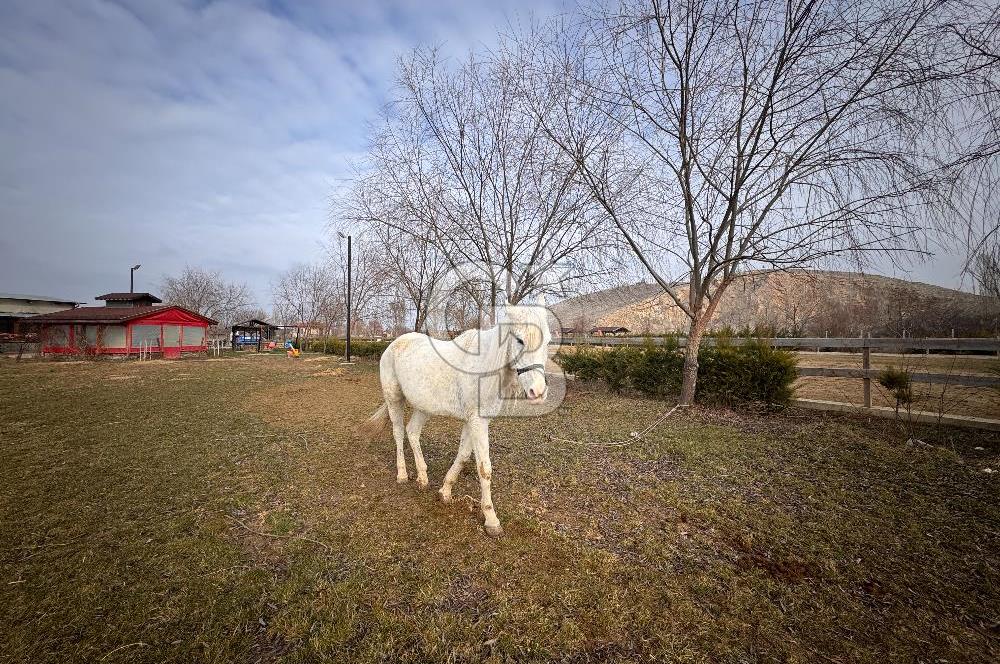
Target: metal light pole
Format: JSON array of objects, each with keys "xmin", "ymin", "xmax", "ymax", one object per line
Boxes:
[
  {"xmin": 338, "ymin": 232, "xmax": 352, "ymax": 363},
  {"xmin": 130, "ymin": 264, "xmax": 141, "ymax": 293}
]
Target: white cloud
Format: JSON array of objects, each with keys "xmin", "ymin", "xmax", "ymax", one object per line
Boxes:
[
  {"xmin": 0, "ymin": 0, "xmax": 563, "ymax": 304},
  {"xmin": 0, "ymin": 0, "xmax": 968, "ymax": 305}
]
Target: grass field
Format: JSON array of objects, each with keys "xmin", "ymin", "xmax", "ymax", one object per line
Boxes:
[{"xmin": 1, "ymin": 354, "xmax": 999, "ymax": 662}]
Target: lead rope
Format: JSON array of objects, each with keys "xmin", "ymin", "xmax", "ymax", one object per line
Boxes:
[{"xmin": 548, "ymin": 403, "xmax": 687, "ymax": 448}]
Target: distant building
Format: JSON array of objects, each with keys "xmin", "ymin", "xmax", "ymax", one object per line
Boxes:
[
  {"xmin": 590, "ymin": 326, "xmax": 630, "ymax": 337},
  {"xmin": 95, "ymin": 292, "xmax": 163, "ymax": 307},
  {"xmin": 0, "ymin": 293, "xmax": 80, "ymax": 334},
  {"xmin": 28, "ymin": 292, "xmax": 216, "ymax": 359}
]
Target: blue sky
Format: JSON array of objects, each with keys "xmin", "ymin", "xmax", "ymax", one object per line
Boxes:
[
  {"xmin": 0, "ymin": 0, "xmax": 971, "ymax": 307},
  {"xmin": 0, "ymin": 0, "xmax": 562, "ymax": 305}
]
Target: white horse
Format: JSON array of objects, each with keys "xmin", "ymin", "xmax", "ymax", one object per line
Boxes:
[{"xmin": 360, "ymin": 297, "xmax": 551, "ymax": 535}]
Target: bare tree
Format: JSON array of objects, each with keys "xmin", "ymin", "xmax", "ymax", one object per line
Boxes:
[
  {"xmin": 944, "ymin": 2, "xmax": 1000, "ymax": 271},
  {"xmin": 328, "ymin": 232, "xmax": 390, "ymax": 335},
  {"xmin": 973, "ymin": 247, "xmax": 1000, "ymax": 297},
  {"xmin": 270, "ymin": 262, "xmax": 338, "ymax": 348},
  {"xmin": 342, "ymin": 172, "xmax": 451, "ymax": 332},
  {"xmin": 161, "ymin": 265, "xmax": 255, "ymax": 330},
  {"xmin": 529, "ymin": 0, "xmax": 961, "ymax": 404},
  {"xmin": 364, "ymin": 47, "xmax": 611, "ymax": 308}
]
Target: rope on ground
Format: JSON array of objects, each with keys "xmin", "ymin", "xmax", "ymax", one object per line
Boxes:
[
  {"xmin": 225, "ymin": 515, "xmax": 331, "ymax": 552},
  {"xmin": 548, "ymin": 403, "xmax": 687, "ymax": 448}
]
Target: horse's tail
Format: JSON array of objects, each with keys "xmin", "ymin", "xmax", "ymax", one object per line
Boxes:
[{"xmin": 357, "ymin": 403, "xmax": 390, "ymax": 440}]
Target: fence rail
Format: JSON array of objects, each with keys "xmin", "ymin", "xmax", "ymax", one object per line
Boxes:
[
  {"xmin": 559, "ymin": 335, "xmax": 1000, "ymax": 352},
  {"xmin": 558, "ymin": 335, "xmax": 1000, "ymax": 414},
  {"xmin": 797, "ymin": 367, "xmax": 1000, "ymax": 388}
]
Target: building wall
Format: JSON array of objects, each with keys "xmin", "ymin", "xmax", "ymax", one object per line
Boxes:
[{"xmin": 39, "ymin": 308, "xmax": 212, "ymax": 356}]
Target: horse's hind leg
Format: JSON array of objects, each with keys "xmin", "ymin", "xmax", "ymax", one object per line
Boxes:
[
  {"xmin": 386, "ymin": 399, "xmax": 408, "ymax": 483},
  {"xmin": 439, "ymin": 423, "xmax": 472, "ymax": 503},
  {"xmin": 406, "ymin": 410, "xmax": 430, "ymax": 488}
]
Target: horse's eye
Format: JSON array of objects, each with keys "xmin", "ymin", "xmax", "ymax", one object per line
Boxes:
[{"xmin": 514, "ymin": 336, "xmax": 524, "ymax": 346}]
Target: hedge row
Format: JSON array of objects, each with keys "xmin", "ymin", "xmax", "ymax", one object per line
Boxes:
[
  {"xmin": 305, "ymin": 338, "xmax": 391, "ymax": 358},
  {"xmin": 556, "ymin": 338, "xmax": 798, "ymax": 406}
]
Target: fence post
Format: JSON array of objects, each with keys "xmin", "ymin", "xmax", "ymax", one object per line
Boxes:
[{"xmin": 862, "ymin": 338, "xmax": 871, "ymax": 409}]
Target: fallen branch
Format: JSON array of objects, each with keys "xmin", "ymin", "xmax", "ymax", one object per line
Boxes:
[
  {"xmin": 225, "ymin": 515, "xmax": 331, "ymax": 552},
  {"xmin": 549, "ymin": 403, "xmax": 685, "ymax": 448}
]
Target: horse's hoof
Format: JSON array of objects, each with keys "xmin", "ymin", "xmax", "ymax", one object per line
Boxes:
[
  {"xmin": 396, "ymin": 476, "xmax": 408, "ymax": 484},
  {"xmin": 417, "ymin": 477, "xmax": 429, "ymax": 489},
  {"xmin": 438, "ymin": 490, "xmax": 451, "ymax": 503},
  {"xmin": 484, "ymin": 524, "xmax": 504, "ymax": 537}
]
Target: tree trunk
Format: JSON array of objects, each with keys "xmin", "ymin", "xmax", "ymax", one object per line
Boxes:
[{"xmin": 679, "ymin": 314, "xmax": 709, "ymax": 406}]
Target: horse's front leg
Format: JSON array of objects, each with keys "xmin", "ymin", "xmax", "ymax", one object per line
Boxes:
[
  {"xmin": 439, "ymin": 423, "xmax": 472, "ymax": 503},
  {"xmin": 469, "ymin": 418, "xmax": 502, "ymax": 536}
]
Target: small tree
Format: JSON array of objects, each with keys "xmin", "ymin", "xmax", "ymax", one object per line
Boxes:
[{"xmin": 878, "ymin": 366, "xmax": 914, "ymax": 417}]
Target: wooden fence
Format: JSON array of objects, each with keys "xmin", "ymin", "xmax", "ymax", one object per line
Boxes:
[{"xmin": 558, "ymin": 336, "xmax": 1000, "ymax": 427}]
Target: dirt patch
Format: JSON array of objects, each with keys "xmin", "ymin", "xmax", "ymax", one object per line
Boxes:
[{"xmin": 310, "ymin": 368, "xmax": 345, "ymax": 378}]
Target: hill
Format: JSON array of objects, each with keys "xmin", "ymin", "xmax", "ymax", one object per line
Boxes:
[{"xmin": 551, "ymin": 270, "xmax": 999, "ymax": 337}]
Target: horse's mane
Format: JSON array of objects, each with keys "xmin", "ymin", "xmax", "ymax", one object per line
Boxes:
[{"xmin": 452, "ymin": 328, "xmax": 482, "ymax": 353}]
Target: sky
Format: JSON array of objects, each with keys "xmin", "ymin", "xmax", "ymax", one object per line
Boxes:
[{"xmin": 0, "ymin": 0, "xmax": 975, "ymax": 308}]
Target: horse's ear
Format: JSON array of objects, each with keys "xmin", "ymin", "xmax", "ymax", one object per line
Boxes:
[{"xmin": 536, "ymin": 294, "xmax": 546, "ymax": 307}]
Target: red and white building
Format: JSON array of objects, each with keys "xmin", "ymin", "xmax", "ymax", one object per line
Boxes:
[{"xmin": 29, "ymin": 292, "xmax": 217, "ymax": 359}]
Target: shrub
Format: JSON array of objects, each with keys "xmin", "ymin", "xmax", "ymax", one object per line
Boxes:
[
  {"xmin": 629, "ymin": 337, "xmax": 683, "ymax": 397},
  {"xmin": 555, "ymin": 346, "xmax": 605, "ymax": 381},
  {"xmin": 600, "ymin": 346, "xmax": 641, "ymax": 393},
  {"xmin": 697, "ymin": 339, "xmax": 798, "ymax": 406},
  {"xmin": 555, "ymin": 338, "xmax": 798, "ymax": 406},
  {"xmin": 305, "ymin": 338, "xmax": 391, "ymax": 358},
  {"xmin": 877, "ymin": 366, "xmax": 913, "ymax": 413}
]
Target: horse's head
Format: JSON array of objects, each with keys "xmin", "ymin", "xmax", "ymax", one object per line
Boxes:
[{"xmin": 500, "ymin": 295, "xmax": 551, "ymax": 404}]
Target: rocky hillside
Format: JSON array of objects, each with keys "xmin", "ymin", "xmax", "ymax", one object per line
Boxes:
[{"xmin": 551, "ymin": 271, "xmax": 999, "ymax": 337}]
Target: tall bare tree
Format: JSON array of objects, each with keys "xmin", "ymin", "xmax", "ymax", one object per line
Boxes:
[
  {"xmin": 161, "ymin": 265, "xmax": 255, "ymax": 329},
  {"xmin": 530, "ymin": 0, "xmax": 962, "ymax": 403},
  {"xmin": 364, "ymin": 47, "xmax": 611, "ymax": 307}
]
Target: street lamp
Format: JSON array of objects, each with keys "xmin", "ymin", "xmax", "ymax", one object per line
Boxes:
[
  {"xmin": 130, "ymin": 264, "xmax": 141, "ymax": 293},
  {"xmin": 337, "ymin": 232, "xmax": 352, "ymax": 363}
]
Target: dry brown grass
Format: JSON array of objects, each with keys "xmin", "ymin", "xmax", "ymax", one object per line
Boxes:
[{"xmin": 1, "ymin": 354, "xmax": 998, "ymax": 662}]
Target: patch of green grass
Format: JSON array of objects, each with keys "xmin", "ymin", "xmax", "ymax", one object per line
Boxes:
[{"xmin": 1, "ymin": 356, "xmax": 998, "ymax": 662}]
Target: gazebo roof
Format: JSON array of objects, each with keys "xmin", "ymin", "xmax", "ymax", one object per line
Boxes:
[
  {"xmin": 232, "ymin": 319, "xmax": 275, "ymax": 329},
  {"xmin": 95, "ymin": 292, "xmax": 163, "ymax": 303}
]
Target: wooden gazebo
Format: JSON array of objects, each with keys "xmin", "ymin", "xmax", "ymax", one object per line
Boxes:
[{"xmin": 231, "ymin": 319, "xmax": 276, "ymax": 352}]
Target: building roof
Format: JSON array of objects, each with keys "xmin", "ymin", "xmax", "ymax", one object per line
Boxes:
[
  {"xmin": 0, "ymin": 292, "xmax": 80, "ymax": 305},
  {"xmin": 233, "ymin": 318, "xmax": 274, "ymax": 328},
  {"xmin": 26, "ymin": 305, "xmax": 217, "ymax": 325},
  {"xmin": 95, "ymin": 292, "xmax": 163, "ymax": 303},
  {"xmin": 592, "ymin": 326, "xmax": 630, "ymax": 332}
]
